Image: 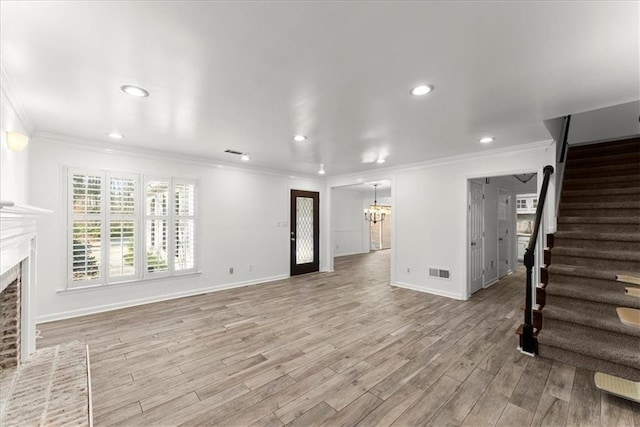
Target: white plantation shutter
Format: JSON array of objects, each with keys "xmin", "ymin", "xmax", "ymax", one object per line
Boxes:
[
  {"xmin": 108, "ymin": 173, "xmax": 138, "ymax": 281},
  {"xmin": 174, "ymin": 181, "xmax": 196, "ymax": 272},
  {"xmin": 145, "ymin": 178, "xmax": 170, "ymax": 277},
  {"xmin": 70, "ymin": 171, "xmax": 104, "ymax": 285}
]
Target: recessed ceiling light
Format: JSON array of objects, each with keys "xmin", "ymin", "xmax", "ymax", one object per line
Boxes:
[
  {"xmin": 480, "ymin": 136, "xmax": 495, "ymax": 143},
  {"xmin": 376, "ymin": 157, "xmax": 386, "ymax": 164},
  {"xmin": 120, "ymin": 85, "xmax": 149, "ymax": 97},
  {"xmin": 318, "ymin": 164, "xmax": 326, "ymax": 175},
  {"xmin": 293, "ymin": 135, "xmax": 307, "ymax": 142},
  {"xmin": 240, "ymin": 153, "xmax": 251, "ymax": 161},
  {"xmin": 107, "ymin": 132, "xmax": 124, "ymax": 139},
  {"xmin": 410, "ymin": 84, "xmax": 434, "ymax": 96}
]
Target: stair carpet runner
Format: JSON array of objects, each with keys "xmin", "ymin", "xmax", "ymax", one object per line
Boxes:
[{"xmin": 535, "ymin": 138, "xmax": 640, "ymax": 402}]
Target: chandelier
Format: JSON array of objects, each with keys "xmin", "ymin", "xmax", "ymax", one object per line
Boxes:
[{"xmin": 364, "ymin": 184, "xmax": 386, "ymax": 224}]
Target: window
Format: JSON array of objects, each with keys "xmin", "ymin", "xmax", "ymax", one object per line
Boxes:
[{"xmin": 68, "ymin": 168, "xmax": 197, "ymax": 288}]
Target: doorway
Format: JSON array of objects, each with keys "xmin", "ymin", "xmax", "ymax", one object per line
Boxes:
[
  {"xmin": 369, "ymin": 205, "xmax": 391, "ymax": 250},
  {"xmin": 467, "ymin": 173, "xmax": 537, "ymax": 296},
  {"xmin": 290, "ymin": 190, "xmax": 320, "ymax": 276}
]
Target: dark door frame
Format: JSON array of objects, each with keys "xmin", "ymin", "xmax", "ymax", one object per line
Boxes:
[{"xmin": 290, "ymin": 189, "xmax": 320, "ymax": 276}]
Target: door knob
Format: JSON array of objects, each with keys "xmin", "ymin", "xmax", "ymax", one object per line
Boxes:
[{"xmin": 291, "ymin": 237, "xmax": 296, "ymax": 241}]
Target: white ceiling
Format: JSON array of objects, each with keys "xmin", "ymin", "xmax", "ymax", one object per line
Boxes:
[{"xmin": 1, "ymin": 1, "xmax": 638, "ymax": 176}]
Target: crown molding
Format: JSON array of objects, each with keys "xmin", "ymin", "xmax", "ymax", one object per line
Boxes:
[
  {"xmin": 327, "ymin": 139, "xmax": 554, "ymax": 186},
  {"xmin": 0, "ymin": 64, "xmax": 34, "ymax": 134},
  {"xmin": 32, "ymin": 131, "xmax": 325, "ymax": 182}
]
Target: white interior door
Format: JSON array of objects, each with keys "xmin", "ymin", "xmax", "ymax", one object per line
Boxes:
[
  {"xmin": 469, "ymin": 181, "xmax": 484, "ymax": 294},
  {"xmin": 498, "ymin": 188, "xmax": 511, "ymax": 278}
]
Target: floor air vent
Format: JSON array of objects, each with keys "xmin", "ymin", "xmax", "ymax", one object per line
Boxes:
[{"xmin": 429, "ymin": 268, "xmax": 451, "ymax": 280}]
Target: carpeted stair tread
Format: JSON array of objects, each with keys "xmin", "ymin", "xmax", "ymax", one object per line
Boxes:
[
  {"xmin": 538, "ymin": 344, "xmax": 640, "ymax": 382},
  {"xmin": 543, "ymin": 295, "xmax": 640, "ymax": 337},
  {"xmin": 554, "ymin": 231, "xmax": 640, "ymax": 242},
  {"xmin": 567, "ymin": 152, "xmax": 640, "ymax": 168},
  {"xmin": 561, "ymin": 187, "xmax": 640, "ymax": 197},
  {"xmin": 551, "ymin": 246, "xmax": 640, "ymax": 262},
  {"xmin": 538, "ymin": 318, "xmax": 640, "ymax": 371},
  {"xmin": 565, "ymin": 163, "xmax": 640, "ymax": 179},
  {"xmin": 563, "ymin": 174, "xmax": 640, "ymax": 189},
  {"xmin": 545, "ymin": 279, "xmax": 640, "ymax": 309},
  {"xmin": 567, "ymin": 139, "xmax": 640, "ymax": 159},
  {"xmin": 557, "ymin": 216, "xmax": 640, "ymax": 233},
  {"xmin": 547, "ymin": 264, "xmax": 640, "ymax": 282},
  {"xmin": 560, "ymin": 201, "xmax": 640, "ymax": 210},
  {"xmin": 558, "ymin": 216, "xmax": 640, "ymax": 225}
]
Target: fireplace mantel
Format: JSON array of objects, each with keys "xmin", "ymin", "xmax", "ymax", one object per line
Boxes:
[
  {"xmin": 1, "ymin": 201, "xmax": 51, "ymax": 279},
  {"xmin": 0, "ymin": 200, "xmax": 51, "ymax": 362}
]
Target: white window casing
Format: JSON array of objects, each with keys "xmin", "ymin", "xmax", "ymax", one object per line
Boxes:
[{"xmin": 67, "ymin": 167, "xmax": 197, "ymax": 289}]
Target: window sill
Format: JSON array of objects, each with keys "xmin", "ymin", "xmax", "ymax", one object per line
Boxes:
[{"xmin": 58, "ymin": 271, "xmax": 202, "ymax": 293}]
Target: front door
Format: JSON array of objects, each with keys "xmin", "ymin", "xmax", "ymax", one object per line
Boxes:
[
  {"xmin": 469, "ymin": 181, "xmax": 484, "ymax": 294},
  {"xmin": 498, "ymin": 188, "xmax": 511, "ymax": 278},
  {"xmin": 290, "ymin": 190, "xmax": 320, "ymax": 276}
]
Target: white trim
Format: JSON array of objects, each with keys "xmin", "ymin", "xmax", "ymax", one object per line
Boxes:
[
  {"xmin": 38, "ymin": 274, "xmax": 289, "ymax": 323},
  {"xmin": 0, "ymin": 65, "xmax": 34, "ymax": 133},
  {"xmin": 34, "ymin": 132, "xmax": 325, "ymax": 182},
  {"xmin": 391, "ymin": 281, "xmax": 465, "ymax": 300},
  {"xmin": 483, "ymin": 278, "xmax": 500, "ymax": 288},
  {"xmin": 334, "ymin": 250, "xmax": 369, "ymax": 258},
  {"xmin": 327, "ymin": 140, "xmax": 552, "ymax": 186},
  {"xmin": 56, "ymin": 271, "xmax": 203, "ymax": 293}
]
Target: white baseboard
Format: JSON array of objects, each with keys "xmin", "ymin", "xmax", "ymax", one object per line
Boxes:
[
  {"xmin": 483, "ymin": 278, "xmax": 499, "ymax": 289},
  {"xmin": 334, "ymin": 250, "xmax": 368, "ymax": 257},
  {"xmin": 391, "ymin": 281, "xmax": 465, "ymax": 300},
  {"xmin": 37, "ymin": 274, "xmax": 289, "ymax": 323}
]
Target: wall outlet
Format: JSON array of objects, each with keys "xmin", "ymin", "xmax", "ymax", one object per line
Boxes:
[
  {"xmin": 229, "ymin": 267, "xmax": 234, "ymax": 274},
  {"xmin": 335, "ymin": 245, "xmax": 339, "ymax": 250},
  {"xmin": 490, "ymin": 260, "xmax": 495, "ymax": 268},
  {"xmin": 407, "ymin": 267, "xmax": 411, "ymax": 273},
  {"xmin": 248, "ymin": 264, "xmax": 253, "ymax": 272}
]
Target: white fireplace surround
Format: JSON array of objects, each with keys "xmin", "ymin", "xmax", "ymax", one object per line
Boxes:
[{"xmin": 0, "ymin": 201, "xmax": 51, "ymax": 362}]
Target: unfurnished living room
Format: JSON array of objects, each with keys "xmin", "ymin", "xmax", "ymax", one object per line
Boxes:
[{"xmin": 1, "ymin": 1, "xmax": 639, "ymax": 426}]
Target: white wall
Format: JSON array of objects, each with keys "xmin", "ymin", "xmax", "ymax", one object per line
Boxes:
[
  {"xmin": 568, "ymin": 100, "xmax": 640, "ymax": 145},
  {"xmin": 393, "ymin": 141, "xmax": 555, "ymax": 300},
  {"xmin": 0, "ymin": 92, "xmax": 30, "ymax": 203},
  {"xmin": 29, "ymin": 136, "xmax": 324, "ymax": 322},
  {"xmin": 332, "ymin": 188, "xmax": 367, "ymax": 256}
]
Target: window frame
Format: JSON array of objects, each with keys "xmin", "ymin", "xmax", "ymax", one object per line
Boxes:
[{"xmin": 66, "ymin": 167, "xmax": 198, "ymax": 289}]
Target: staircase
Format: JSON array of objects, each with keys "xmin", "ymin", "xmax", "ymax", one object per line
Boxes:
[{"xmin": 537, "ymin": 137, "xmax": 640, "ymax": 381}]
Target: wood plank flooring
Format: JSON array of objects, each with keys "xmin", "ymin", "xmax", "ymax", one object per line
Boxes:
[{"xmin": 37, "ymin": 250, "xmax": 640, "ymax": 426}]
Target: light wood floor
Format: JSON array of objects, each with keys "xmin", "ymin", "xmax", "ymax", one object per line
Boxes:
[{"xmin": 38, "ymin": 251, "xmax": 640, "ymax": 426}]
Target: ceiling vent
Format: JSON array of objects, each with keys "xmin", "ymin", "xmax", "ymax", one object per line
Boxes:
[{"xmin": 224, "ymin": 149, "xmax": 244, "ymax": 155}]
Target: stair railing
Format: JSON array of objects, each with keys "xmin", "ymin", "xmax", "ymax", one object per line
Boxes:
[
  {"xmin": 521, "ymin": 164, "xmax": 554, "ymax": 355},
  {"xmin": 554, "ymin": 115, "xmax": 571, "ymax": 214}
]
